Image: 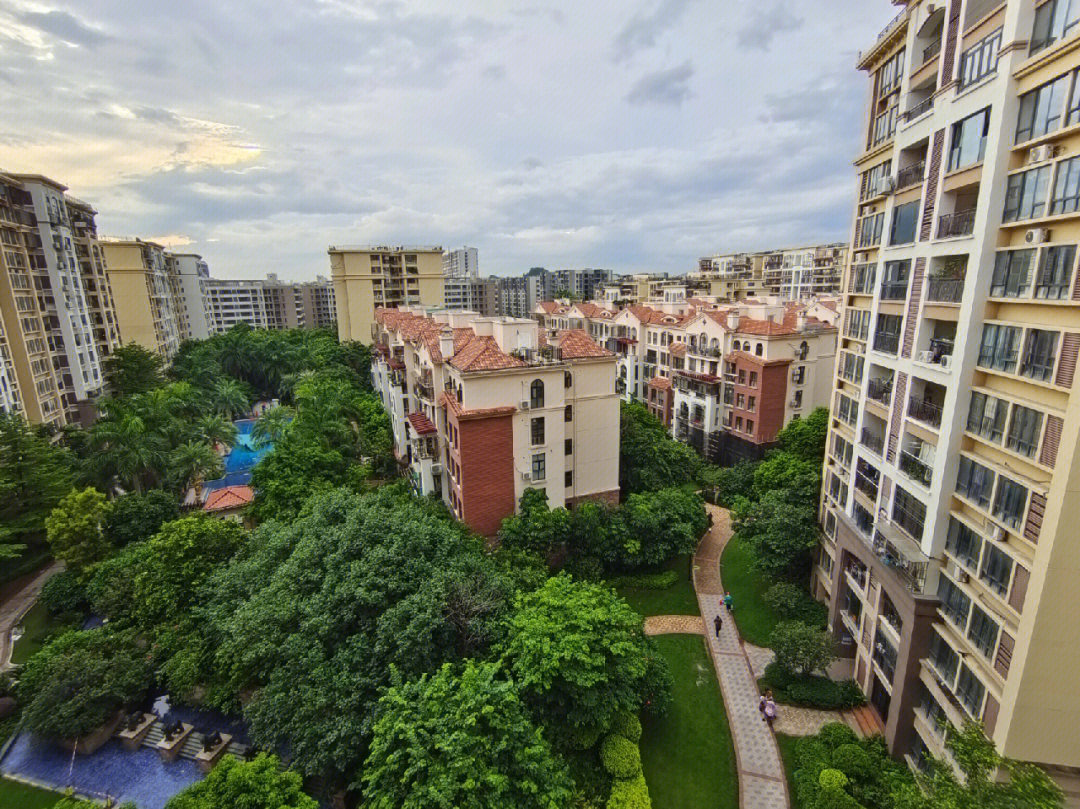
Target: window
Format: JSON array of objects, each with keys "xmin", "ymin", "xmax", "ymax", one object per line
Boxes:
[
  {"xmin": 955, "ymin": 664, "xmax": 986, "ymax": 718},
  {"xmin": 565, "ymin": 438, "xmax": 573, "ymax": 455},
  {"xmin": 993, "ymin": 476, "xmax": 1028, "ymax": 529},
  {"xmin": 1030, "ymin": 0, "xmax": 1080, "ymax": 55},
  {"xmin": 990, "ymin": 249, "xmax": 1035, "ymax": 297},
  {"xmin": 960, "ymin": 31, "xmax": 1001, "ymax": 88},
  {"xmin": 1069, "ymin": 68, "xmax": 1080, "ymax": 125},
  {"xmin": 892, "ymin": 486, "xmax": 926, "ymax": 540},
  {"xmin": 793, "ymin": 390, "xmax": 803, "ymax": 408},
  {"xmin": 1036, "ymin": 245, "xmax": 1075, "ymax": 298},
  {"xmin": 929, "ymin": 630, "xmax": 959, "ymax": 683},
  {"xmin": 755, "ymin": 343, "xmax": 763, "ymax": 356},
  {"xmin": 938, "ymin": 576, "xmax": 971, "ymax": 628},
  {"xmin": 967, "ymin": 392, "xmax": 1007, "ymax": 443},
  {"xmin": 746, "ymin": 420, "xmax": 755, "ymax": 433},
  {"xmin": 856, "ymin": 212, "xmax": 885, "ymax": 248},
  {"xmin": 564, "ymin": 404, "xmax": 573, "ymax": 422},
  {"xmin": 980, "ymin": 543, "xmax": 1014, "ymax": 595},
  {"xmin": 880, "ymin": 260, "xmax": 910, "ymax": 299},
  {"xmin": 1003, "ymin": 166, "xmax": 1050, "ymax": 221},
  {"xmin": 748, "ymin": 395, "xmax": 756, "ymax": 412},
  {"xmin": 531, "ymin": 416, "xmax": 545, "ymax": 445},
  {"xmin": 862, "ymin": 160, "xmax": 893, "ymax": 200},
  {"xmin": 977, "ymin": 324, "xmax": 1021, "ymax": 373},
  {"xmin": 956, "ymin": 456, "xmax": 995, "ymax": 509},
  {"xmin": 1007, "ymin": 405, "xmax": 1043, "ymax": 457},
  {"xmin": 967, "ymin": 605, "xmax": 999, "ymax": 658},
  {"xmin": 946, "ymin": 517, "xmax": 982, "ymax": 570},
  {"xmin": 1052, "ymin": 157, "xmax": 1080, "ymax": 214},
  {"xmin": 948, "ymin": 108, "xmax": 990, "ymax": 170},
  {"xmin": 1020, "ymin": 329, "xmax": 1058, "ymax": 381},
  {"xmin": 564, "ymin": 371, "xmax": 572, "ymax": 388},
  {"xmin": 530, "ymin": 379, "xmax": 544, "ymax": 408},
  {"xmin": 565, "ymin": 470, "xmax": 573, "ymax": 487},
  {"xmin": 878, "ymin": 48, "xmax": 905, "ymax": 97},
  {"xmin": 734, "ymin": 416, "xmax": 743, "ymax": 431},
  {"xmin": 749, "ymin": 371, "xmax": 758, "ymax": 387},
  {"xmin": 531, "ymin": 452, "xmax": 546, "ymax": 481},
  {"xmin": 889, "ymin": 201, "xmax": 919, "ymax": 246},
  {"xmin": 1017, "ymin": 75, "xmax": 1068, "ymax": 143}
]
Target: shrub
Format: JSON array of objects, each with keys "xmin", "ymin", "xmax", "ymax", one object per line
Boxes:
[
  {"xmin": 831, "ymin": 743, "xmax": 874, "ymax": 782},
  {"xmin": 567, "ymin": 724, "xmax": 603, "ymax": 751},
  {"xmin": 769, "ymin": 620, "xmax": 837, "ymax": 676},
  {"xmin": 763, "ymin": 581, "xmax": 828, "ymax": 626},
  {"xmin": 818, "ymin": 768, "xmax": 848, "ymax": 790},
  {"xmin": 606, "ymin": 774, "xmax": 652, "ymax": 809},
  {"xmin": 759, "ymin": 663, "xmax": 865, "ymax": 710},
  {"xmin": 600, "ymin": 734, "xmax": 642, "ymax": 779},
  {"xmin": 615, "ymin": 570, "xmax": 678, "ymax": 590},
  {"xmin": 817, "ymin": 721, "xmax": 859, "ymax": 749},
  {"xmin": 609, "ymin": 712, "xmax": 642, "ymax": 743},
  {"xmin": 39, "ymin": 571, "xmax": 88, "ymax": 617},
  {"xmin": 565, "ymin": 555, "xmax": 605, "ymax": 582}
]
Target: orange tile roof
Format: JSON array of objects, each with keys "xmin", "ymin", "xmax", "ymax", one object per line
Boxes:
[
  {"xmin": 407, "ymin": 411, "xmax": 438, "ymax": 435},
  {"xmin": 539, "ymin": 328, "xmax": 612, "ymax": 359},
  {"xmin": 537, "ymin": 301, "xmax": 565, "ymax": 314},
  {"xmin": 726, "ymin": 350, "xmax": 792, "ymax": 367},
  {"xmin": 439, "ymin": 391, "xmax": 517, "ymax": 421},
  {"xmin": 648, "ymin": 375, "xmax": 672, "ymax": 390},
  {"xmin": 203, "ymin": 485, "xmax": 254, "ymax": 512},
  {"xmin": 669, "ymin": 342, "xmax": 687, "ymax": 356}
]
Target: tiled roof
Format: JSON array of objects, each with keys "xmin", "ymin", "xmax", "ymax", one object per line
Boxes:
[
  {"xmin": 203, "ymin": 485, "xmax": 254, "ymax": 512},
  {"xmin": 648, "ymin": 375, "xmax": 672, "ymax": 390},
  {"xmin": 669, "ymin": 342, "xmax": 687, "ymax": 356},
  {"xmin": 539, "ymin": 328, "xmax": 612, "ymax": 359},
  {"xmin": 726, "ymin": 350, "xmax": 792, "ymax": 367},
  {"xmin": 407, "ymin": 411, "xmax": 438, "ymax": 435},
  {"xmin": 537, "ymin": 301, "xmax": 565, "ymax": 314},
  {"xmin": 439, "ymin": 391, "xmax": 517, "ymax": 421},
  {"xmin": 703, "ymin": 303, "xmax": 834, "ymax": 337},
  {"xmin": 449, "ymin": 335, "xmax": 529, "ymax": 372}
]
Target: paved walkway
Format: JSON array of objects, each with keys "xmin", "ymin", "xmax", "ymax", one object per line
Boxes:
[
  {"xmin": 0, "ymin": 562, "xmax": 62, "ymax": 671},
  {"xmin": 643, "ymin": 615, "xmax": 704, "ymax": 636},
  {"xmin": 694, "ymin": 506, "xmax": 789, "ymax": 809}
]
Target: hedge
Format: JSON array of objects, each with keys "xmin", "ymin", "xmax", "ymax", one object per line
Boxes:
[
  {"xmin": 613, "ymin": 570, "xmax": 679, "ymax": 590},
  {"xmin": 609, "ymin": 712, "xmax": 642, "ymax": 743},
  {"xmin": 600, "ymin": 734, "xmax": 642, "ymax": 779},
  {"xmin": 607, "ymin": 774, "xmax": 652, "ymax": 809},
  {"xmin": 759, "ymin": 662, "xmax": 865, "ymax": 710}
]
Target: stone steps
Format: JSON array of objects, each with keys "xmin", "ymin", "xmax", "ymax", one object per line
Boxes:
[{"xmin": 137, "ymin": 720, "xmax": 248, "ymax": 761}]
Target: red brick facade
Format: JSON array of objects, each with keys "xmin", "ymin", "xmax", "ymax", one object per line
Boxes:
[
  {"xmin": 756, "ymin": 362, "xmax": 790, "ymax": 443},
  {"xmin": 445, "ymin": 406, "xmax": 516, "ymax": 537},
  {"xmin": 727, "ymin": 353, "xmax": 790, "ymax": 445}
]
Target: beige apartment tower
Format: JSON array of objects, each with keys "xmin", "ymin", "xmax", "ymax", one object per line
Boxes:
[
  {"xmin": 815, "ymin": 0, "xmax": 1080, "ymax": 800},
  {"xmin": 329, "ymin": 245, "xmax": 444, "ymax": 343},
  {"xmin": 100, "ymin": 239, "xmax": 187, "ymax": 360}
]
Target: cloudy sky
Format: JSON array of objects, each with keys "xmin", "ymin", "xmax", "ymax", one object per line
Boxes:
[{"xmin": 1, "ymin": 0, "xmax": 893, "ymax": 280}]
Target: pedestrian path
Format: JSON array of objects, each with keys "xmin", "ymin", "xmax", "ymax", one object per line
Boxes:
[
  {"xmin": 693, "ymin": 506, "xmax": 788, "ymax": 809},
  {"xmin": 0, "ymin": 562, "xmax": 62, "ymax": 671},
  {"xmin": 642, "ymin": 615, "xmax": 704, "ymax": 636}
]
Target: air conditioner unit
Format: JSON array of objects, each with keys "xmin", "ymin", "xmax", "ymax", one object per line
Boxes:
[
  {"xmin": 878, "ymin": 176, "xmax": 897, "ymax": 195},
  {"xmin": 519, "ymin": 400, "xmax": 531, "ymax": 410},
  {"xmin": 1028, "ymin": 144, "xmax": 1056, "ymax": 164},
  {"xmin": 1025, "ymin": 228, "xmax": 1051, "ymax": 244},
  {"xmin": 431, "ymin": 463, "xmax": 443, "ymax": 475},
  {"xmin": 988, "ymin": 523, "xmax": 1005, "ymax": 541},
  {"xmin": 521, "ymin": 471, "xmax": 532, "ymax": 482},
  {"xmin": 919, "ymin": 350, "xmax": 934, "ymax": 363},
  {"xmin": 940, "ymin": 354, "xmax": 953, "ymax": 370}
]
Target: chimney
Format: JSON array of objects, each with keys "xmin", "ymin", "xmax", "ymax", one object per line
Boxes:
[
  {"xmin": 727, "ymin": 309, "xmax": 740, "ymax": 331},
  {"xmin": 440, "ymin": 327, "xmax": 455, "ymax": 360},
  {"xmin": 797, "ymin": 311, "xmax": 808, "ymax": 332}
]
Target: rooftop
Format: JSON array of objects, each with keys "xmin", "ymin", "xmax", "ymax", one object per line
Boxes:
[{"xmin": 203, "ymin": 485, "xmax": 254, "ymax": 512}]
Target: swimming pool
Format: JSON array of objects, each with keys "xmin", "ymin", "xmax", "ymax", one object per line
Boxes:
[{"xmin": 202, "ymin": 419, "xmax": 273, "ymax": 493}]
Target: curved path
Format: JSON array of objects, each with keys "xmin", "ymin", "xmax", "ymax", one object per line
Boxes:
[
  {"xmin": 693, "ymin": 506, "xmax": 789, "ymax": 809},
  {"xmin": 0, "ymin": 562, "xmax": 62, "ymax": 672}
]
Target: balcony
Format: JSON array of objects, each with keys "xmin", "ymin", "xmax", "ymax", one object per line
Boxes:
[
  {"xmin": 867, "ymin": 377, "xmax": 893, "ymax": 406},
  {"xmin": 873, "ymin": 330, "xmax": 900, "ymax": 354},
  {"xmin": 845, "ymin": 560, "xmax": 869, "ymax": 592},
  {"xmin": 926, "ymin": 277, "xmax": 963, "ymax": 303},
  {"xmin": 937, "ymin": 208, "xmax": 976, "ymax": 239},
  {"xmin": 860, "ymin": 428, "xmax": 885, "ymax": 456},
  {"xmin": 901, "ymin": 96, "xmax": 934, "ymax": 123},
  {"xmin": 880, "ymin": 280, "xmax": 909, "ymax": 301},
  {"xmin": 899, "ymin": 449, "xmax": 933, "ymax": 487},
  {"xmin": 873, "ymin": 630, "xmax": 899, "ymax": 682},
  {"xmin": 921, "ymin": 39, "xmax": 941, "ymax": 66},
  {"xmin": 873, "ymin": 526, "xmax": 930, "ymax": 593},
  {"xmin": 854, "ymin": 471, "xmax": 880, "ymax": 502},
  {"xmin": 896, "ymin": 160, "xmax": 925, "ymax": 190}
]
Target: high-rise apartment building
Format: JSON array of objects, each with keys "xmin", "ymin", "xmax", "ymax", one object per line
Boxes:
[
  {"xmin": 204, "ymin": 273, "xmax": 336, "ymax": 334},
  {"xmin": 329, "ymin": 245, "xmax": 444, "ymax": 344},
  {"xmin": 0, "ymin": 173, "xmax": 119, "ymax": 425},
  {"xmin": 371, "ymin": 307, "xmax": 620, "ymax": 535},
  {"xmin": 170, "ymin": 253, "xmax": 212, "ymax": 340},
  {"xmin": 443, "ymin": 247, "xmax": 479, "ymax": 278},
  {"xmin": 100, "ymin": 239, "xmax": 187, "ymax": 360},
  {"xmin": 300, "ymin": 276, "xmax": 336, "ymax": 329},
  {"xmin": 444, "ymin": 276, "xmax": 499, "ymax": 316},
  {"xmin": 694, "ymin": 243, "xmax": 847, "ymax": 301},
  {"xmin": 815, "ymin": 1, "xmax": 1080, "ymax": 798}
]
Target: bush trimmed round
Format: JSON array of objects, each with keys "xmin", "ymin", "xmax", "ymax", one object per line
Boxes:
[
  {"xmin": 831, "ymin": 742, "xmax": 873, "ymax": 781},
  {"xmin": 817, "ymin": 722, "xmax": 859, "ymax": 749},
  {"xmin": 566, "ymin": 723, "xmax": 602, "ymax": 751},
  {"xmin": 818, "ymin": 768, "xmax": 848, "ymax": 791},
  {"xmin": 609, "ymin": 712, "xmax": 642, "ymax": 743},
  {"xmin": 606, "ymin": 774, "xmax": 652, "ymax": 809},
  {"xmin": 600, "ymin": 734, "xmax": 642, "ymax": 779}
]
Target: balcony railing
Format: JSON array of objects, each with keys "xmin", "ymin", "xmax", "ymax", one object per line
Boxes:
[
  {"xmin": 896, "ymin": 160, "xmax": 925, "ymax": 189},
  {"xmin": 867, "ymin": 378, "xmax": 893, "ymax": 405},
  {"xmin": 873, "ymin": 331, "xmax": 900, "ymax": 354},
  {"xmin": 907, "ymin": 397, "xmax": 943, "ymax": 428},
  {"xmin": 937, "ymin": 209, "xmax": 976, "ymax": 239},
  {"xmin": 861, "ymin": 429, "xmax": 885, "ymax": 455},
  {"xmin": 899, "ymin": 451, "xmax": 933, "ymax": 487},
  {"xmin": 901, "ymin": 97, "xmax": 934, "ymax": 122},
  {"xmin": 926, "ymin": 277, "xmax": 964, "ymax": 302},
  {"xmin": 922, "ymin": 39, "xmax": 942, "ymax": 65},
  {"xmin": 880, "ymin": 281, "xmax": 910, "ymax": 300},
  {"xmin": 854, "ymin": 471, "xmax": 880, "ymax": 501},
  {"xmin": 873, "ymin": 528, "xmax": 929, "ymax": 593}
]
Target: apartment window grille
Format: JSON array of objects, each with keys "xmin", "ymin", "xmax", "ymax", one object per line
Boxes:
[
  {"xmin": 889, "ymin": 202, "xmax": 919, "ymax": 246},
  {"xmin": 977, "ymin": 324, "xmax": 1021, "ymax": 373},
  {"xmin": 980, "ymin": 543, "xmax": 1014, "ymax": 595},
  {"xmin": 960, "ymin": 31, "xmax": 1002, "ymax": 89},
  {"xmin": 993, "ymin": 476, "xmax": 1028, "ymax": 529},
  {"xmin": 1052, "ymin": 157, "xmax": 1080, "ymax": 214},
  {"xmin": 892, "ymin": 486, "xmax": 926, "ymax": 540},
  {"xmin": 1017, "ymin": 74, "xmax": 1068, "ymax": 142},
  {"xmin": 938, "ymin": 576, "xmax": 971, "ymax": 629},
  {"xmin": 967, "ymin": 392, "xmax": 1007, "ymax": 443},
  {"xmin": 1006, "ymin": 405, "xmax": 1043, "ymax": 457},
  {"xmin": 955, "ymin": 664, "xmax": 986, "ymax": 719},
  {"xmin": 565, "ymin": 438, "xmax": 573, "ymax": 455},
  {"xmin": 1030, "ymin": 0, "xmax": 1080, "ymax": 55},
  {"xmin": 530, "ymin": 379, "xmax": 544, "ymax": 408},
  {"xmin": 1036, "ymin": 245, "xmax": 1076, "ymax": 298},
  {"xmin": 880, "ymin": 260, "xmax": 911, "ymax": 299},
  {"xmin": 948, "ymin": 108, "xmax": 990, "ymax": 170},
  {"xmin": 1003, "ymin": 166, "xmax": 1050, "ymax": 221},
  {"xmin": 956, "ymin": 456, "xmax": 995, "ymax": 509},
  {"xmin": 967, "ymin": 605, "xmax": 1000, "ymax": 659},
  {"xmin": 531, "ymin": 452, "xmax": 546, "ymax": 481},
  {"xmin": 531, "ymin": 417, "xmax": 545, "ymax": 446},
  {"xmin": 1020, "ymin": 329, "xmax": 1058, "ymax": 381},
  {"xmin": 929, "ymin": 630, "xmax": 959, "ymax": 684},
  {"xmin": 564, "ymin": 404, "xmax": 573, "ymax": 422},
  {"xmin": 873, "ymin": 314, "xmax": 902, "ymax": 354},
  {"xmin": 991, "ymin": 249, "xmax": 1035, "ymax": 297},
  {"xmin": 946, "ymin": 517, "xmax": 982, "ymax": 570},
  {"xmin": 565, "ymin": 470, "xmax": 573, "ymax": 487}
]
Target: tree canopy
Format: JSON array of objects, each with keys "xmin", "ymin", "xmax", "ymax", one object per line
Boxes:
[
  {"xmin": 103, "ymin": 344, "xmax": 165, "ymax": 397},
  {"xmin": 164, "ymin": 754, "xmax": 317, "ymax": 809},
  {"xmin": 0, "ymin": 413, "xmax": 74, "ymax": 557},
  {"xmin": 619, "ymin": 401, "xmax": 701, "ymax": 495},
  {"xmin": 45, "ymin": 487, "xmax": 111, "ymax": 573}
]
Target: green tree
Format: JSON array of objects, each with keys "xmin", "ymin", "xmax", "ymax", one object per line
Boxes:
[
  {"xmin": 196, "ymin": 414, "xmax": 237, "ymax": 449},
  {"xmin": 751, "ymin": 452, "xmax": 821, "ymax": 505},
  {"xmin": 211, "ymin": 378, "xmax": 251, "ymax": 419},
  {"xmin": 86, "ymin": 411, "xmax": 168, "ymax": 493},
  {"xmin": 168, "ymin": 441, "xmax": 224, "ymax": 496},
  {"xmin": 894, "ymin": 721, "xmax": 1063, "ymax": 809},
  {"xmin": 164, "ymin": 753, "xmax": 317, "ymax": 809},
  {"xmin": 103, "ymin": 490, "xmax": 180, "ymax": 547},
  {"xmin": 103, "ymin": 343, "xmax": 164, "ymax": 396},
  {"xmin": 0, "ymin": 413, "xmax": 74, "ymax": 555},
  {"xmin": 248, "ymin": 438, "xmax": 347, "ymax": 522},
  {"xmin": 363, "ymin": 661, "xmax": 573, "ymax": 808},
  {"xmin": 251, "ymin": 405, "xmax": 294, "ymax": 448},
  {"xmin": 498, "ymin": 574, "xmax": 669, "ymax": 741},
  {"xmin": 777, "ymin": 407, "xmax": 829, "ymax": 463},
  {"xmin": 498, "ymin": 489, "xmax": 571, "ymax": 556},
  {"xmin": 45, "ymin": 487, "xmax": 110, "ymax": 573},
  {"xmin": 612, "ymin": 487, "xmax": 707, "ymax": 567},
  {"xmin": 732, "ymin": 488, "xmax": 819, "ymax": 580},
  {"xmin": 619, "ymin": 401, "xmax": 701, "ymax": 495},
  {"xmin": 17, "ymin": 628, "xmax": 151, "ymax": 739},
  {"xmin": 769, "ymin": 620, "xmax": 837, "ymax": 677}
]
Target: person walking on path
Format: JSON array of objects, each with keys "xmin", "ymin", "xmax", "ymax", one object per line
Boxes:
[
  {"xmin": 764, "ymin": 692, "xmax": 777, "ymax": 730},
  {"xmin": 714, "ymin": 614, "xmax": 723, "ymax": 637},
  {"xmin": 723, "ymin": 591, "xmax": 734, "ymax": 611}
]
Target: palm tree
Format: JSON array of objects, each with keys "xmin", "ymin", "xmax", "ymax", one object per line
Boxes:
[
  {"xmin": 251, "ymin": 406, "xmax": 294, "ymax": 449},
  {"xmin": 169, "ymin": 441, "xmax": 224, "ymax": 499},
  {"xmin": 88, "ymin": 413, "xmax": 168, "ymax": 494},
  {"xmin": 198, "ymin": 414, "xmax": 238, "ymax": 450},
  {"xmin": 212, "ymin": 379, "xmax": 251, "ymax": 420}
]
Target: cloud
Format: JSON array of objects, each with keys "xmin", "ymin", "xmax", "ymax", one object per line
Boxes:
[
  {"xmin": 625, "ymin": 61, "xmax": 694, "ymax": 105},
  {"xmin": 613, "ymin": 0, "xmax": 692, "ymax": 61},
  {"xmin": 16, "ymin": 9, "xmax": 109, "ymax": 48},
  {"xmin": 148, "ymin": 233, "xmax": 195, "ymax": 248},
  {"xmin": 736, "ymin": 4, "xmax": 804, "ymax": 50}
]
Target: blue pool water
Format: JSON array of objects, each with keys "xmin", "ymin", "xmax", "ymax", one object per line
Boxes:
[{"xmin": 202, "ymin": 419, "xmax": 272, "ymax": 493}]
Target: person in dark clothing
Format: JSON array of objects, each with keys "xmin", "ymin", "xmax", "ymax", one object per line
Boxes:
[{"xmin": 714, "ymin": 614, "xmax": 723, "ymax": 637}]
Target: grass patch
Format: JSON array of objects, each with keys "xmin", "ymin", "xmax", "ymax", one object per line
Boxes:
[
  {"xmin": 0, "ymin": 777, "xmax": 62, "ymax": 809},
  {"xmin": 775, "ymin": 734, "xmax": 802, "ymax": 809},
  {"xmin": 9, "ymin": 601, "xmax": 61, "ymax": 667},
  {"xmin": 718, "ymin": 535, "xmax": 782, "ymax": 647},
  {"xmin": 613, "ymin": 555, "xmax": 698, "ymax": 618},
  {"xmin": 640, "ymin": 635, "xmax": 737, "ymax": 809}
]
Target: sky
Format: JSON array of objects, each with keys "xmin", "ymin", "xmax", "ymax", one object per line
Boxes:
[{"xmin": 0, "ymin": 0, "xmax": 895, "ymax": 281}]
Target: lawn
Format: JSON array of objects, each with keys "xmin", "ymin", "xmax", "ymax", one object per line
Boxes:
[
  {"xmin": 775, "ymin": 733, "xmax": 802, "ymax": 809},
  {"xmin": 0, "ymin": 777, "xmax": 62, "ymax": 809},
  {"xmin": 718, "ymin": 535, "xmax": 782, "ymax": 647},
  {"xmin": 9, "ymin": 601, "xmax": 58, "ymax": 667},
  {"xmin": 641, "ymin": 635, "xmax": 738, "ymax": 809},
  {"xmin": 612, "ymin": 554, "xmax": 698, "ymax": 618}
]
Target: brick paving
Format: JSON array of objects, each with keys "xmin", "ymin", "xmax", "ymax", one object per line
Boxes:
[
  {"xmin": 643, "ymin": 615, "xmax": 705, "ymax": 636},
  {"xmin": 694, "ymin": 506, "xmax": 789, "ymax": 809}
]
